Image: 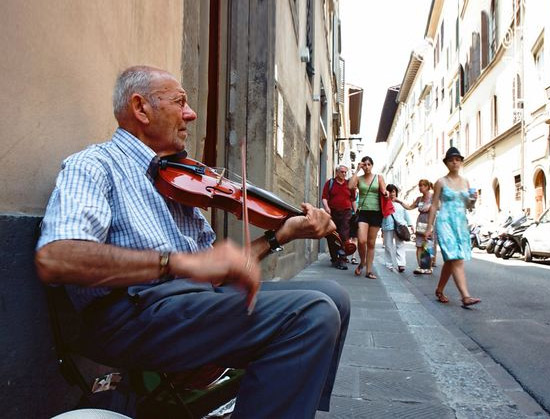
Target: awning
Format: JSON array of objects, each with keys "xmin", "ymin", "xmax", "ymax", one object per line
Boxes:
[
  {"xmin": 375, "ymin": 85, "xmax": 400, "ymax": 143},
  {"xmin": 348, "ymin": 87, "xmax": 363, "ymax": 134}
]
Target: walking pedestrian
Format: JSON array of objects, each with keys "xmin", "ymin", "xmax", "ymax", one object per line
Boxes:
[
  {"xmin": 426, "ymin": 147, "xmax": 481, "ymax": 307},
  {"xmin": 322, "ymin": 165, "xmax": 356, "ymax": 270},
  {"xmin": 397, "ymin": 179, "xmax": 437, "ymax": 274},
  {"xmin": 381, "ymin": 184, "xmax": 412, "ymax": 272},
  {"xmin": 348, "ymin": 156, "xmax": 389, "ymax": 279}
]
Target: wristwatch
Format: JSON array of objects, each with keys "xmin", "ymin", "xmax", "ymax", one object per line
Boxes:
[
  {"xmin": 264, "ymin": 230, "xmax": 284, "ymax": 253},
  {"xmin": 159, "ymin": 251, "xmax": 172, "ymax": 281}
]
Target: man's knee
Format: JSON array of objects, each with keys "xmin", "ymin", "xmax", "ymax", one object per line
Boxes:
[
  {"xmin": 304, "ymin": 294, "xmax": 341, "ymax": 341},
  {"xmin": 311, "ymin": 280, "xmax": 350, "ymax": 319}
]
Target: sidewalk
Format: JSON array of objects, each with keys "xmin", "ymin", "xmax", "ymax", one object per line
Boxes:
[{"xmin": 290, "ymin": 247, "xmax": 548, "ymax": 419}]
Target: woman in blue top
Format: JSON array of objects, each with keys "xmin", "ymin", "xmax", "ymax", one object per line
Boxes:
[
  {"xmin": 348, "ymin": 156, "xmax": 389, "ymax": 279},
  {"xmin": 426, "ymin": 147, "xmax": 481, "ymax": 307},
  {"xmin": 381, "ymin": 184, "xmax": 412, "ymax": 272}
]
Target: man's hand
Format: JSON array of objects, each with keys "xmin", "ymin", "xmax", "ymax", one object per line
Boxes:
[
  {"xmin": 277, "ymin": 203, "xmax": 336, "ymax": 244},
  {"xmin": 171, "ymin": 240, "xmax": 261, "ymax": 308}
]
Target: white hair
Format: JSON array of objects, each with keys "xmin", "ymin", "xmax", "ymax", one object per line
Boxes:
[{"xmin": 112, "ymin": 65, "xmax": 165, "ymax": 120}]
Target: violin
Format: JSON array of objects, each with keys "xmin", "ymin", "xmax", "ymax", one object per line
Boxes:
[{"xmin": 154, "ymin": 152, "xmax": 355, "ymax": 255}]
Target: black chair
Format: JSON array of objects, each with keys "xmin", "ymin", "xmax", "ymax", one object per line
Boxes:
[{"xmin": 44, "ymin": 285, "xmax": 243, "ymax": 418}]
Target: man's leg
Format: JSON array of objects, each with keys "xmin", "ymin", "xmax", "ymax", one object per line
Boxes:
[
  {"xmin": 261, "ymin": 280, "xmax": 350, "ymax": 411},
  {"xmin": 383, "ymin": 229, "xmax": 395, "ymax": 268},
  {"xmin": 331, "ymin": 210, "xmax": 352, "ymax": 268},
  {"xmin": 80, "ymin": 281, "xmax": 347, "ymax": 418}
]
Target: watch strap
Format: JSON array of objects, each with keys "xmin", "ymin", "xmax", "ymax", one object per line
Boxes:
[{"xmin": 264, "ymin": 230, "xmax": 284, "ymax": 253}]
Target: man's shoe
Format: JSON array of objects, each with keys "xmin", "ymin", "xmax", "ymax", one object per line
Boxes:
[{"xmin": 332, "ymin": 261, "xmax": 348, "ymax": 270}]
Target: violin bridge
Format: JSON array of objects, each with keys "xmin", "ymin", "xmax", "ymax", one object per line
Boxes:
[{"xmin": 217, "ymin": 168, "xmax": 226, "ymax": 185}]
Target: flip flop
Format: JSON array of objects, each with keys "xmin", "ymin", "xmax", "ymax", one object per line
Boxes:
[
  {"xmin": 435, "ymin": 290, "xmax": 449, "ymax": 303},
  {"xmin": 462, "ymin": 297, "xmax": 481, "ymax": 307},
  {"xmin": 354, "ymin": 265, "xmax": 363, "ymax": 276},
  {"xmin": 366, "ymin": 272, "xmax": 377, "ymax": 279}
]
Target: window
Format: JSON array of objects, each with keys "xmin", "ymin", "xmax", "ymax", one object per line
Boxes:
[
  {"xmin": 476, "ymin": 110, "xmax": 482, "ymax": 146},
  {"xmin": 492, "ymin": 95, "xmax": 498, "ymax": 138},
  {"xmin": 306, "ymin": 0, "xmax": 315, "ymax": 80},
  {"xmin": 533, "ymin": 41, "xmax": 545, "ymax": 82},
  {"xmin": 289, "ymin": 0, "xmax": 299, "ymax": 42},
  {"xmin": 481, "ymin": 11, "xmax": 490, "ymax": 69},
  {"xmin": 470, "ymin": 32, "xmax": 481, "ymax": 83},
  {"xmin": 440, "ymin": 20, "xmax": 444, "ymax": 50},
  {"xmin": 464, "ymin": 61, "xmax": 470, "ymax": 93},
  {"xmin": 434, "ymin": 36, "xmax": 440, "ymax": 67},
  {"xmin": 465, "ymin": 123, "xmax": 470, "ymax": 155},
  {"xmin": 514, "ymin": 174, "xmax": 522, "ymax": 201},
  {"xmin": 490, "ymin": 0, "xmax": 498, "ymax": 60},
  {"xmin": 455, "ymin": 78, "xmax": 460, "ymax": 108},
  {"xmin": 513, "ymin": 73, "xmax": 523, "ymax": 123},
  {"xmin": 455, "ymin": 17, "xmax": 459, "ymax": 51}
]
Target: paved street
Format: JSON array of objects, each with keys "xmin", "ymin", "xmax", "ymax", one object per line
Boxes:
[
  {"xmin": 289, "ymin": 242, "xmax": 549, "ymax": 418},
  {"xmin": 396, "ymin": 243, "xmax": 550, "ymax": 415}
]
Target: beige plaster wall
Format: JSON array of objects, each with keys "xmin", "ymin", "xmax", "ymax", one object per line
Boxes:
[{"xmin": 0, "ymin": 0, "xmax": 186, "ymax": 214}]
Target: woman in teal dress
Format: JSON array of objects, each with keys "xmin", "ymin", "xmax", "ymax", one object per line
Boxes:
[{"xmin": 426, "ymin": 147, "xmax": 481, "ymax": 307}]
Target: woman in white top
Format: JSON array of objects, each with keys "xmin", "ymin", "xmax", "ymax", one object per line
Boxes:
[{"xmin": 381, "ymin": 184, "xmax": 412, "ymax": 272}]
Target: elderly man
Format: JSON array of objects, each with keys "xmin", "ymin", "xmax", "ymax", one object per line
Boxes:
[
  {"xmin": 35, "ymin": 66, "xmax": 349, "ymax": 418},
  {"xmin": 322, "ymin": 165, "xmax": 357, "ymax": 270}
]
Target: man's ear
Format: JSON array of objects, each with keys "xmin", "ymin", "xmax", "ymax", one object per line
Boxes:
[{"xmin": 130, "ymin": 93, "xmax": 151, "ymax": 124}]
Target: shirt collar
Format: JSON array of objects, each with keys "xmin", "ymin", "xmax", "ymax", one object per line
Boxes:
[{"xmin": 112, "ymin": 127, "xmax": 158, "ymax": 174}]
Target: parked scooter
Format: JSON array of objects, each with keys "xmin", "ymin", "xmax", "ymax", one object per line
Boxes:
[
  {"xmin": 486, "ymin": 215, "xmax": 513, "ymax": 254},
  {"xmin": 494, "ymin": 214, "xmax": 526, "ymax": 257},
  {"xmin": 495, "ymin": 214, "xmax": 533, "ymax": 259},
  {"xmin": 470, "ymin": 222, "xmax": 492, "ymax": 250}
]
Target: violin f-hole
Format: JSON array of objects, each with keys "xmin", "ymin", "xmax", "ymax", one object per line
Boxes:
[{"xmin": 206, "ymin": 185, "xmax": 234, "ymax": 195}]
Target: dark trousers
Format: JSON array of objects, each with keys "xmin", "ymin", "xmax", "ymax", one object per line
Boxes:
[
  {"xmin": 327, "ymin": 208, "xmax": 352, "ymax": 262},
  {"xmin": 80, "ymin": 279, "xmax": 350, "ymax": 419}
]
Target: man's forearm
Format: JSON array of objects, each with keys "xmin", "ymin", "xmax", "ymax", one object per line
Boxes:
[{"xmin": 35, "ymin": 240, "xmax": 162, "ymax": 287}]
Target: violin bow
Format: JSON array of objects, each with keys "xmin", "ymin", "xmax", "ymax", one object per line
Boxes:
[{"xmin": 240, "ymin": 138, "xmax": 257, "ymax": 315}]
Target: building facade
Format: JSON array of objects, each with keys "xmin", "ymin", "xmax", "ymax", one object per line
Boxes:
[{"xmin": 381, "ymin": 0, "xmax": 550, "ymax": 224}]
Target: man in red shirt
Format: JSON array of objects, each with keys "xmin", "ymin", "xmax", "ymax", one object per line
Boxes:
[{"xmin": 322, "ymin": 165, "xmax": 356, "ymax": 270}]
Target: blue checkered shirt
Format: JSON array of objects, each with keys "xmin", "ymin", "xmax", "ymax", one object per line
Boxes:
[{"xmin": 37, "ymin": 128, "xmax": 216, "ymax": 310}]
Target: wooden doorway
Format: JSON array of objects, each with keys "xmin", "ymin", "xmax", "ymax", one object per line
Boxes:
[
  {"xmin": 534, "ymin": 170, "xmax": 547, "ymax": 219},
  {"xmin": 493, "ymin": 179, "xmax": 501, "ymax": 212}
]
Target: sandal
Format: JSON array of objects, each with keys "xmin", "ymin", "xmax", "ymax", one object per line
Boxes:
[
  {"xmin": 435, "ymin": 290, "xmax": 449, "ymax": 303},
  {"xmin": 462, "ymin": 297, "xmax": 481, "ymax": 307},
  {"xmin": 354, "ymin": 265, "xmax": 363, "ymax": 276},
  {"xmin": 366, "ymin": 272, "xmax": 377, "ymax": 279}
]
